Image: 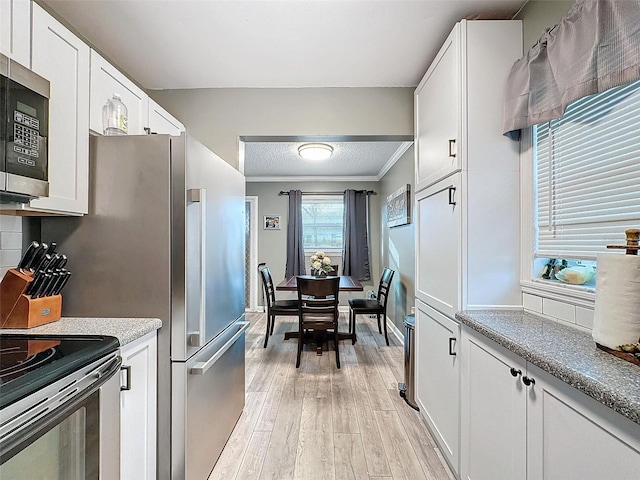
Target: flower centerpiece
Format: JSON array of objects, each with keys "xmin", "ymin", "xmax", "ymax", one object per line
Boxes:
[{"xmin": 310, "ymin": 251, "xmax": 333, "ymax": 276}]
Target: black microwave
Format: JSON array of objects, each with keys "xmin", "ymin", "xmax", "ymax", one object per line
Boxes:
[{"xmin": 1, "ymin": 53, "xmax": 49, "ymax": 202}]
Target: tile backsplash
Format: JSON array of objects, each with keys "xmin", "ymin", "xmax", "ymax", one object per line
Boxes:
[{"xmin": 0, "ymin": 215, "xmax": 23, "ymax": 278}]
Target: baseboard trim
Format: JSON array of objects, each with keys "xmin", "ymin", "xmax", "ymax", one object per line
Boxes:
[{"xmin": 387, "ymin": 317, "xmax": 404, "ymax": 344}]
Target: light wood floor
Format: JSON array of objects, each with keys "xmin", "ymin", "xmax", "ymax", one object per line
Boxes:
[{"xmin": 209, "ymin": 311, "xmax": 455, "ymax": 480}]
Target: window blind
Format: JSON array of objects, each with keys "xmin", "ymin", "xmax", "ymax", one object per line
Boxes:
[{"xmin": 535, "ymin": 79, "xmax": 640, "ymax": 260}]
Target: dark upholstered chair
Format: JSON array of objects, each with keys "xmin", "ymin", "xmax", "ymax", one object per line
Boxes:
[
  {"xmin": 348, "ymin": 267, "xmax": 395, "ymax": 345},
  {"xmin": 259, "ymin": 266, "xmax": 299, "ymax": 348},
  {"xmin": 296, "ymin": 276, "xmax": 341, "ymax": 368}
]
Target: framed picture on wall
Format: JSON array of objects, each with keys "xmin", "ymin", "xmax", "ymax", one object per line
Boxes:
[
  {"xmin": 264, "ymin": 215, "xmax": 281, "ymax": 230},
  {"xmin": 387, "ymin": 184, "xmax": 411, "ymax": 228}
]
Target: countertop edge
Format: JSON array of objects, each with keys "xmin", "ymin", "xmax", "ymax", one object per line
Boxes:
[
  {"xmin": 455, "ymin": 310, "xmax": 640, "ymax": 426},
  {"xmin": 0, "ymin": 317, "xmax": 162, "ymax": 347}
]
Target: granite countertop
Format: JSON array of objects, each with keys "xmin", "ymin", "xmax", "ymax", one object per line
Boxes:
[
  {"xmin": 0, "ymin": 317, "xmax": 162, "ymax": 346},
  {"xmin": 456, "ymin": 310, "xmax": 640, "ymax": 425}
]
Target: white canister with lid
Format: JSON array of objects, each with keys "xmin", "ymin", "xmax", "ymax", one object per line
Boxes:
[{"xmin": 102, "ymin": 93, "xmax": 128, "ymax": 136}]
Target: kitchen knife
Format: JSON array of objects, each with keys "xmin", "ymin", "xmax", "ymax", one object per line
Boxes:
[
  {"xmin": 49, "ymin": 254, "xmax": 67, "ymax": 271},
  {"xmin": 52, "ymin": 271, "xmax": 72, "ymax": 295},
  {"xmin": 29, "ymin": 243, "xmax": 49, "ymax": 272},
  {"xmin": 36, "ymin": 253, "xmax": 53, "ymax": 273},
  {"xmin": 39, "ymin": 271, "xmax": 58, "ymax": 297},
  {"xmin": 47, "ymin": 242, "xmax": 57, "ymax": 256},
  {"xmin": 26, "ymin": 271, "xmax": 47, "ymax": 297},
  {"xmin": 48, "ymin": 268, "xmax": 67, "ymax": 295},
  {"xmin": 17, "ymin": 241, "xmax": 40, "ymax": 274},
  {"xmin": 33, "ymin": 273, "xmax": 52, "ymax": 298}
]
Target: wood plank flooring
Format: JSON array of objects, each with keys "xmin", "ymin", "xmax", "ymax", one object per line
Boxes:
[{"xmin": 209, "ymin": 312, "xmax": 455, "ymax": 480}]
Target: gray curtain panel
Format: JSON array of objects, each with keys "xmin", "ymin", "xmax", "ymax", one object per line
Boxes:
[
  {"xmin": 285, "ymin": 190, "xmax": 306, "ymax": 277},
  {"xmin": 503, "ymin": 0, "xmax": 640, "ymax": 139},
  {"xmin": 343, "ymin": 190, "xmax": 371, "ymax": 281}
]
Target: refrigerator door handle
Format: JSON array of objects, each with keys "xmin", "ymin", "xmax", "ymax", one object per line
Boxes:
[
  {"xmin": 188, "ymin": 188, "xmax": 207, "ymax": 348},
  {"xmin": 190, "ymin": 321, "xmax": 250, "ymax": 375}
]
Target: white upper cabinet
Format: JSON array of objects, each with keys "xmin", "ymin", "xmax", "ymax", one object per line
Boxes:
[
  {"xmin": 28, "ymin": 3, "xmax": 90, "ymax": 215},
  {"xmin": 0, "ymin": 0, "xmax": 31, "ymax": 67},
  {"xmin": 147, "ymin": 99, "xmax": 184, "ymax": 136},
  {"xmin": 90, "ymin": 50, "xmax": 148, "ymax": 135},
  {"xmin": 415, "ymin": 26, "xmax": 460, "ymax": 190},
  {"xmin": 415, "ymin": 20, "xmax": 523, "ymax": 192}
]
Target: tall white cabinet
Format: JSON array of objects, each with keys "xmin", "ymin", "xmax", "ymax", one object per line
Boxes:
[{"xmin": 414, "ymin": 20, "xmax": 523, "ymax": 476}]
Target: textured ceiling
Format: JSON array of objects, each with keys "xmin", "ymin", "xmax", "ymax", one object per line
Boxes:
[
  {"xmin": 244, "ymin": 140, "xmax": 412, "ymax": 180},
  {"xmin": 43, "ymin": 0, "xmax": 525, "ymax": 89}
]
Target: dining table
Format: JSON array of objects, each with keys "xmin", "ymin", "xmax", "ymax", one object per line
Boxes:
[{"xmin": 275, "ymin": 275, "xmax": 364, "ymax": 346}]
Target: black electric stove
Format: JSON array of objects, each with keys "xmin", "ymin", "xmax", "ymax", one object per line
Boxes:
[{"xmin": 0, "ymin": 335, "xmax": 120, "ymax": 409}]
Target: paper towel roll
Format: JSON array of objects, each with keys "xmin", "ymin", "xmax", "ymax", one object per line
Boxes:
[{"xmin": 592, "ymin": 253, "xmax": 640, "ymax": 350}]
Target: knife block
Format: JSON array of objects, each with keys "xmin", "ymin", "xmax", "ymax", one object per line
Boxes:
[{"xmin": 0, "ymin": 268, "xmax": 62, "ymax": 329}]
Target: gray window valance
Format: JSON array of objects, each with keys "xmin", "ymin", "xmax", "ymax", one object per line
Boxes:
[{"xmin": 503, "ymin": 0, "xmax": 640, "ymax": 140}]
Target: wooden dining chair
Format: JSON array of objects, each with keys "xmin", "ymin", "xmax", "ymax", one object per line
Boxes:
[
  {"xmin": 348, "ymin": 267, "xmax": 395, "ymax": 345},
  {"xmin": 259, "ymin": 266, "xmax": 299, "ymax": 348},
  {"xmin": 296, "ymin": 276, "xmax": 341, "ymax": 368}
]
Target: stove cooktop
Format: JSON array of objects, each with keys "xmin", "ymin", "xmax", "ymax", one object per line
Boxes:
[{"xmin": 0, "ymin": 335, "xmax": 120, "ymax": 409}]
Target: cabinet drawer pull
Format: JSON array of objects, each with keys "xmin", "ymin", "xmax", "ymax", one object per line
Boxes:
[
  {"xmin": 510, "ymin": 367, "xmax": 522, "ymax": 377},
  {"xmin": 448, "ymin": 337, "xmax": 457, "ymax": 356},
  {"xmin": 522, "ymin": 376, "xmax": 535, "ymax": 386},
  {"xmin": 121, "ymin": 365, "xmax": 132, "ymax": 391},
  {"xmin": 448, "ymin": 187, "xmax": 456, "ymax": 206},
  {"xmin": 448, "ymin": 139, "xmax": 457, "ymax": 157}
]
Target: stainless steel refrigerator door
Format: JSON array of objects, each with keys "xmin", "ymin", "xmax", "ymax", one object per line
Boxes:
[
  {"xmin": 171, "ymin": 319, "xmax": 248, "ymax": 480},
  {"xmin": 175, "ymin": 135, "xmax": 246, "ymax": 361}
]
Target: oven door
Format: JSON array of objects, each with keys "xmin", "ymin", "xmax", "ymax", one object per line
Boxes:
[{"xmin": 0, "ymin": 353, "xmax": 121, "ymax": 480}]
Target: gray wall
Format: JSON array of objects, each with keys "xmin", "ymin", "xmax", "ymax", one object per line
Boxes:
[
  {"xmin": 379, "ymin": 146, "xmax": 415, "ymax": 333},
  {"xmin": 150, "ymin": 87, "xmax": 414, "ymax": 169},
  {"xmin": 246, "ymin": 180, "xmax": 380, "ymax": 305},
  {"xmin": 518, "ymin": 1, "xmax": 574, "ymax": 48}
]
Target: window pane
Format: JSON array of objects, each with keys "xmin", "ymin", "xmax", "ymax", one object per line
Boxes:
[
  {"xmin": 534, "ymin": 79, "xmax": 640, "ymax": 260},
  {"xmin": 301, "ymin": 197, "xmax": 344, "ymax": 250}
]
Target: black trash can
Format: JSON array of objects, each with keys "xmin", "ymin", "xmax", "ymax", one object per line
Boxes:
[{"xmin": 399, "ymin": 314, "xmax": 419, "ymax": 410}]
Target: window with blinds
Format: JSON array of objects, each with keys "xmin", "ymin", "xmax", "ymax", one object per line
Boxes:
[{"xmin": 534, "ymin": 79, "xmax": 640, "ymax": 260}]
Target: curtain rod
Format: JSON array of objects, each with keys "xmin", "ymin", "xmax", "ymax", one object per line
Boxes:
[{"xmin": 278, "ymin": 190, "xmax": 376, "ymax": 196}]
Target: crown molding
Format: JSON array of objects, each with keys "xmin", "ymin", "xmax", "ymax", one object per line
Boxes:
[
  {"xmin": 246, "ymin": 175, "xmax": 379, "ymax": 183},
  {"xmin": 376, "ymin": 141, "xmax": 413, "ymax": 180}
]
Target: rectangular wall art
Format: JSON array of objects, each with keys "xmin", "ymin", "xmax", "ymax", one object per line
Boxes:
[{"xmin": 387, "ymin": 184, "xmax": 411, "ymax": 228}]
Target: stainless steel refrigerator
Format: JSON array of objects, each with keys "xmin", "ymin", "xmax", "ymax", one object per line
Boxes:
[{"xmin": 42, "ymin": 133, "xmax": 247, "ymax": 480}]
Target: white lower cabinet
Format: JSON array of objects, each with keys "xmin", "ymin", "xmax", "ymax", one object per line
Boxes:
[
  {"xmin": 120, "ymin": 331, "xmax": 157, "ymax": 480},
  {"xmin": 460, "ymin": 327, "xmax": 526, "ymax": 480},
  {"xmin": 415, "ymin": 299, "xmax": 460, "ymax": 474},
  {"xmin": 461, "ymin": 326, "xmax": 640, "ymax": 480}
]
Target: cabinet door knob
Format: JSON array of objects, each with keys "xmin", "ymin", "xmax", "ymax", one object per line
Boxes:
[
  {"xmin": 448, "ymin": 187, "xmax": 456, "ymax": 206},
  {"xmin": 510, "ymin": 367, "xmax": 522, "ymax": 377},
  {"xmin": 448, "ymin": 337, "xmax": 457, "ymax": 356},
  {"xmin": 522, "ymin": 376, "xmax": 535, "ymax": 386},
  {"xmin": 448, "ymin": 139, "xmax": 457, "ymax": 157}
]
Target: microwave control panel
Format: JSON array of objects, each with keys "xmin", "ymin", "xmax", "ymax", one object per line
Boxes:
[{"xmin": 5, "ymin": 78, "xmax": 48, "ymax": 181}]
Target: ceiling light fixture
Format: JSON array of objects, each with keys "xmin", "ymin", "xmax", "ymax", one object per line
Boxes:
[{"xmin": 298, "ymin": 143, "xmax": 334, "ymax": 161}]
